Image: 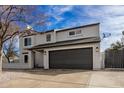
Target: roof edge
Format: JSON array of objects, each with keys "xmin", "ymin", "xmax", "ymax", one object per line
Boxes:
[
  {"xmin": 21, "ymin": 22, "xmax": 100, "ymax": 37},
  {"xmin": 26, "ymin": 37, "xmax": 101, "ymax": 50}
]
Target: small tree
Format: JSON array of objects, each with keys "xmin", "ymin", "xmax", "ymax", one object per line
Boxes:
[{"xmin": 107, "ymin": 41, "xmax": 123, "ymax": 51}]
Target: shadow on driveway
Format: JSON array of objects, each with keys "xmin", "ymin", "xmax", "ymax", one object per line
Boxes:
[{"xmin": 3, "ymin": 68, "xmax": 91, "ymax": 76}]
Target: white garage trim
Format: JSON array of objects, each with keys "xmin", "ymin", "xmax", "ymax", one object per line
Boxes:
[{"xmin": 43, "ymin": 42, "xmax": 101, "ymax": 70}]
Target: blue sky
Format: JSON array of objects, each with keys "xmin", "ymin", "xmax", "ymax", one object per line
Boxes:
[{"xmin": 26, "ymin": 5, "xmax": 124, "ymax": 52}]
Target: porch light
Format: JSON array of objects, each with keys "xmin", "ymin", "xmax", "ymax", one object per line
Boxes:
[
  {"xmin": 96, "ymin": 47, "xmax": 99, "ymax": 52},
  {"xmin": 44, "ymin": 51, "xmax": 47, "ymax": 55}
]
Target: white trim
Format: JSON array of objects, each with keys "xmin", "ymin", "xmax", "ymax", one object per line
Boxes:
[
  {"xmin": 68, "ymin": 30, "xmax": 83, "ymax": 38},
  {"xmin": 23, "ymin": 54, "xmax": 29, "ymax": 63},
  {"xmin": 53, "ymin": 29, "xmax": 57, "ymax": 42},
  {"xmin": 43, "ymin": 43, "xmax": 101, "ymax": 70},
  {"xmin": 43, "ymin": 50, "xmax": 49, "ymax": 69}
]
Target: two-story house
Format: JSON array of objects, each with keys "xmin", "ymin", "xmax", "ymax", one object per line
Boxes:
[{"xmin": 19, "ymin": 23, "xmax": 101, "ymax": 70}]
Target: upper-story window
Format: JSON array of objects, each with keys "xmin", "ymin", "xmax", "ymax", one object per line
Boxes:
[
  {"xmin": 46, "ymin": 34, "xmax": 51, "ymax": 42},
  {"xmin": 76, "ymin": 30, "xmax": 82, "ymax": 35},
  {"xmin": 69, "ymin": 31, "xmax": 75, "ymax": 36},
  {"xmin": 24, "ymin": 38, "xmax": 31, "ymax": 46},
  {"xmin": 69, "ymin": 30, "xmax": 82, "ymax": 36}
]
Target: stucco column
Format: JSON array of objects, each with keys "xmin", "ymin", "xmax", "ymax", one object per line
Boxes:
[
  {"xmin": 93, "ymin": 43, "xmax": 101, "ymax": 70},
  {"xmin": 30, "ymin": 51, "xmax": 35, "ymax": 68},
  {"xmin": 43, "ymin": 50, "xmax": 49, "ymax": 69}
]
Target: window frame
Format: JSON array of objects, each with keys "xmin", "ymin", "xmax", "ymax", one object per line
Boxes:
[
  {"xmin": 24, "ymin": 37, "xmax": 31, "ymax": 46},
  {"xmin": 76, "ymin": 30, "xmax": 82, "ymax": 35},
  {"xmin": 69, "ymin": 30, "xmax": 82, "ymax": 37},
  {"xmin": 46, "ymin": 34, "xmax": 51, "ymax": 42},
  {"xmin": 24, "ymin": 54, "xmax": 28, "ymax": 63},
  {"xmin": 69, "ymin": 31, "xmax": 75, "ymax": 36}
]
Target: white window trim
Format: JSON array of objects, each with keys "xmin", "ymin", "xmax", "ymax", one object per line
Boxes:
[
  {"xmin": 68, "ymin": 30, "xmax": 82, "ymax": 38},
  {"xmin": 23, "ymin": 37, "xmax": 32, "ymax": 47},
  {"xmin": 69, "ymin": 31, "xmax": 75, "ymax": 36},
  {"xmin": 76, "ymin": 30, "xmax": 82, "ymax": 35},
  {"xmin": 23, "ymin": 54, "xmax": 29, "ymax": 63},
  {"xmin": 46, "ymin": 34, "xmax": 51, "ymax": 42}
]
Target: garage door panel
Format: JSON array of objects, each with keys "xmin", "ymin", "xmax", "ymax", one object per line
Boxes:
[{"xmin": 49, "ymin": 48, "xmax": 93, "ymax": 69}]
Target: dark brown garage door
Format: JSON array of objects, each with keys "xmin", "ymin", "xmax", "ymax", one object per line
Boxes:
[{"xmin": 49, "ymin": 47, "xmax": 93, "ymax": 69}]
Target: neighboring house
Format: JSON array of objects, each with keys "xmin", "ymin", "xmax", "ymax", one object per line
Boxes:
[{"xmin": 3, "ymin": 23, "xmax": 101, "ymax": 70}]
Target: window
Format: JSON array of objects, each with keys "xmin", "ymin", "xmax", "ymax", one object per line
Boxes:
[
  {"xmin": 46, "ymin": 34, "xmax": 51, "ymax": 42},
  {"xmin": 24, "ymin": 55, "xmax": 28, "ymax": 63},
  {"xmin": 69, "ymin": 30, "xmax": 82, "ymax": 36},
  {"xmin": 69, "ymin": 31, "xmax": 75, "ymax": 36},
  {"xmin": 24, "ymin": 38, "xmax": 31, "ymax": 46},
  {"xmin": 76, "ymin": 30, "xmax": 82, "ymax": 34}
]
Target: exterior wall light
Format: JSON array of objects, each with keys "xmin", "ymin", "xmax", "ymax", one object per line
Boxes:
[
  {"xmin": 96, "ymin": 47, "xmax": 99, "ymax": 52},
  {"xmin": 43, "ymin": 51, "xmax": 47, "ymax": 55}
]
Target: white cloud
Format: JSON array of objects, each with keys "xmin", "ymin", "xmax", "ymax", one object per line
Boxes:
[
  {"xmin": 48, "ymin": 6, "xmax": 74, "ymax": 22},
  {"xmin": 83, "ymin": 6, "xmax": 124, "ymax": 19},
  {"xmin": 101, "ymin": 6, "xmax": 124, "ymax": 16},
  {"xmin": 51, "ymin": 5, "xmax": 73, "ymax": 15},
  {"xmin": 60, "ymin": 6, "xmax": 73, "ymax": 12},
  {"xmin": 81, "ymin": 6, "xmax": 124, "ymax": 51}
]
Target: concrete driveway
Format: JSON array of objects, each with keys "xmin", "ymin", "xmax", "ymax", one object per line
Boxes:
[{"xmin": 0, "ymin": 69, "xmax": 124, "ymax": 88}]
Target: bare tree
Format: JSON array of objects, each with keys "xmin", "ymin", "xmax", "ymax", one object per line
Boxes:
[
  {"xmin": 0, "ymin": 5, "xmax": 48, "ymax": 71},
  {"xmin": 3, "ymin": 36, "xmax": 19, "ymax": 63}
]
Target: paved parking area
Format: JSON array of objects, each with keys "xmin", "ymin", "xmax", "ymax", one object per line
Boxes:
[{"xmin": 0, "ymin": 69, "xmax": 124, "ymax": 88}]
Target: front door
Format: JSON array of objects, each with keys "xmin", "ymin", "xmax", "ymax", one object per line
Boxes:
[{"xmin": 34, "ymin": 51, "xmax": 44, "ymax": 68}]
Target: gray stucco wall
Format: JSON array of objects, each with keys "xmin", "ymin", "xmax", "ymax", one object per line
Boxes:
[
  {"xmin": 56, "ymin": 25, "xmax": 99, "ymax": 42},
  {"xmin": 21, "ymin": 24, "xmax": 100, "ymax": 47}
]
